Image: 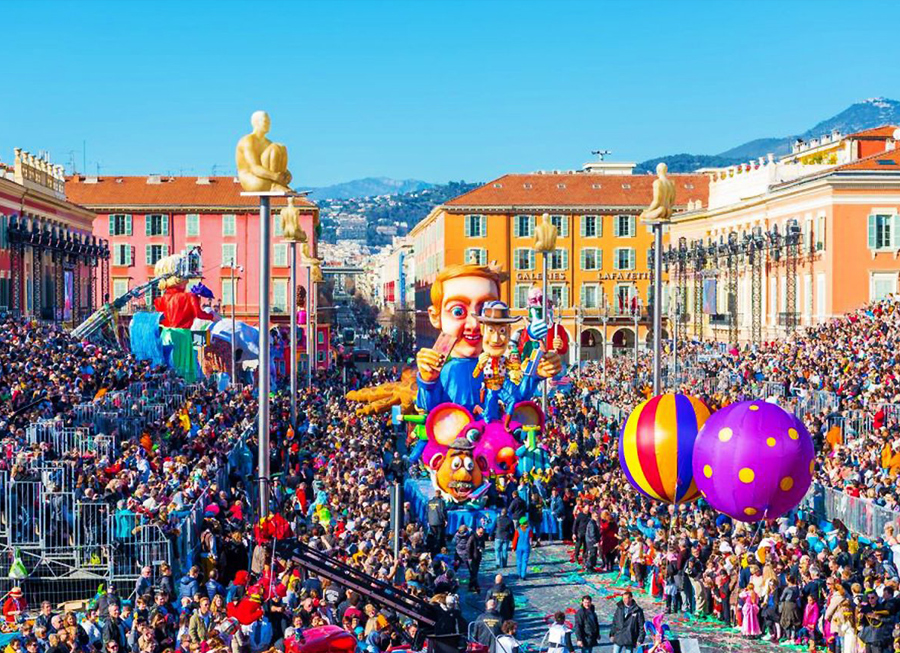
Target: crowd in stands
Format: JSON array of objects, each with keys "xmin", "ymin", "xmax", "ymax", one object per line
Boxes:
[{"xmin": 2, "ymin": 296, "xmax": 900, "ymax": 653}]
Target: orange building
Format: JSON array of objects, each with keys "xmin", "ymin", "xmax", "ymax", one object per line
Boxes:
[
  {"xmin": 410, "ymin": 162, "xmax": 708, "ymax": 359},
  {"xmin": 670, "ymin": 126, "xmax": 900, "ymax": 344}
]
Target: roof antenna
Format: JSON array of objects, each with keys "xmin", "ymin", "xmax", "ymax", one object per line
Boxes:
[{"xmin": 591, "ymin": 149, "xmax": 611, "ymax": 161}]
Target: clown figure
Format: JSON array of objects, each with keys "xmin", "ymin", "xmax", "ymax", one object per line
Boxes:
[{"xmin": 472, "ymin": 301, "xmax": 521, "ymax": 423}]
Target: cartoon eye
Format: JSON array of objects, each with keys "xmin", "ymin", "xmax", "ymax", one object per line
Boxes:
[
  {"xmin": 513, "ymin": 428, "xmax": 523, "ymax": 441},
  {"xmin": 463, "ymin": 458, "xmax": 474, "ymax": 471},
  {"xmin": 450, "ymin": 305, "xmax": 466, "ymax": 319},
  {"xmin": 451, "ymin": 458, "xmax": 463, "ymax": 470},
  {"xmin": 465, "ymin": 428, "xmax": 481, "ymax": 443}
]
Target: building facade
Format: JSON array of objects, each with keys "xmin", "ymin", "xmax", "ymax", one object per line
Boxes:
[
  {"xmin": 66, "ymin": 174, "xmax": 331, "ymax": 369},
  {"xmin": 409, "ymin": 162, "xmax": 708, "ymax": 358},
  {"xmin": 669, "ymin": 126, "xmax": 900, "ymax": 344},
  {"xmin": 0, "ymin": 149, "xmax": 104, "ymax": 322}
]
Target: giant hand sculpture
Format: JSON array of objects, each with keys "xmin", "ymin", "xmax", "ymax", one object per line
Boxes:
[{"xmin": 235, "ymin": 111, "xmax": 293, "ymax": 193}]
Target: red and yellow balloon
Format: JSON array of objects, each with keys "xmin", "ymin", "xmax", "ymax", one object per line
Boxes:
[{"xmin": 618, "ymin": 393, "xmax": 711, "ymax": 504}]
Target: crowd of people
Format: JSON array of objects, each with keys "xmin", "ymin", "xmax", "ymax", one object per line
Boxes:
[{"xmin": 2, "ymin": 295, "xmax": 900, "ymax": 653}]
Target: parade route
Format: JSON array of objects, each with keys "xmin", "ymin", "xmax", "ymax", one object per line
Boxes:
[{"xmin": 459, "ymin": 544, "xmax": 799, "ymax": 653}]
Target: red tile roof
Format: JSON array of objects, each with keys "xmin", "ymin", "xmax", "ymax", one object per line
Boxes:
[
  {"xmin": 835, "ymin": 148, "xmax": 900, "ymax": 172},
  {"xmin": 846, "ymin": 125, "xmax": 900, "ymax": 140},
  {"xmin": 444, "ymin": 173, "xmax": 709, "ymax": 209},
  {"xmin": 65, "ymin": 176, "xmax": 317, "ymax": 210}
]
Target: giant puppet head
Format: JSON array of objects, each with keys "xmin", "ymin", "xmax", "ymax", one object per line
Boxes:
[
  {"xmin": 431, "ymin": 437, "xmax": 489, "ymax": 503},
  {"xmin": 426, "ymin": 262, "xmax": 503, "ymax": 359}
]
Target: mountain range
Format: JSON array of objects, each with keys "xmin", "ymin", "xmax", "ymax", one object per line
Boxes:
[
  {"xmin": 308, "ymin": 177, "xmax": 432, "ymax": 201},
  {"xmin": 635, "ymin": 97, "xmax": 900, "ymax": 173}
]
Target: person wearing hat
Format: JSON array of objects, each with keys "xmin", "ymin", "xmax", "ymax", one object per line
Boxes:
[
  {"xmin": 472, "ymin": 301, "xmax": 522, "ymax": 423},
  {"xmin": 511, "ymin": 516, "xmax": 533, "ymax": 581},
  {"xmin": 2, "ymin": 587, "xmax": 26, "ymax": 623}
]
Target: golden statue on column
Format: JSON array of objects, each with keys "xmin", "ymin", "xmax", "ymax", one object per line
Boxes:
[
  {"xmin": 639, "ymin": 162, "xmax": 676, "ymax": 222},
  {"xmin": 235, "ymin": 111, "xmax": 293, "ymax": 192}
]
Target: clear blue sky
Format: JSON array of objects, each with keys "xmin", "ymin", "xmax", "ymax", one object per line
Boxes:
[{"xmin": 4, "ymin": 0, "xmax": 899, "ymax": 187}]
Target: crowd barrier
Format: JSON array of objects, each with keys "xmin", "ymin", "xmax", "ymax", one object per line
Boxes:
[{"xmin": 812, "ymin": 484, "xmax": 900, "ymax": 541}]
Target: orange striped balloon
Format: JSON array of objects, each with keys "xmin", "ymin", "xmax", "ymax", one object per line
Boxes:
[{"xmin": 618, "ymin": 393, "xmax": 711, "ymax": 504}]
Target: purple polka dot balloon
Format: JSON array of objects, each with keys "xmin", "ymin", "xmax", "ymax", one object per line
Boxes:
[{"xmin": 692, "ymin": 400, "xmax": 814, "ymax": 523}]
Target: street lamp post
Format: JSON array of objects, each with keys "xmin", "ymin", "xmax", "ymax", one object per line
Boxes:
[
  {"xmin": 532, "ymin": 213, "xmax": 558, "ymax": 415},
  {"xmin": 601, "ymin": 297, "xmax": 609, "ymax": 387},
  {"xmin": 289, "ymin": 241, "xmax": 298, "ymax": 427},
  {"xmin": 633, "ymin": 297, "xmax": 641, "ymax": 386},
  {"xmin": 222, "ymin": 259, "xmax": 244, "ymax": 387},
  {"xmin": 575, "ymin": 305, "xmax": 582, "ymax": 382}
]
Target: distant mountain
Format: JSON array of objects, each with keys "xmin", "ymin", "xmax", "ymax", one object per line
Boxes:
[
  {"xmin": 319, "ymin": 180, "xmax": 481, "ymax": 246},
  {"xmin": 636, "ymin": 97, "xmax": 900, "ymax": 173},
  {"xmin": 308, "ymin": 177, "xmax": 433, "ymax": 201}
]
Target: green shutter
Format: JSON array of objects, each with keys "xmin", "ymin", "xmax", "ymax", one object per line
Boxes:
[
  {"xmin": 162, "ymin": 245, "xmax": 169, "ymax": 258},
  {"xmin": 125, "ymin": 214, "xmax": 132, "ymax": 235},
  {"xmin": 162, "ymin": 215, "xmax": 169, "ymax": 236},
  {"xmin": 513, "ymin": 217, "xmax": 520, "ymax": 238},
  {"xmin": 145, "ymin": 245, "xmax": 151, "ymax": 265},
  {"xmin": 580, "ymin": 249, "xmax": 586, "ymax": 270},
  {"xmin": 561, "ymin": 249, "xmax": 568, "ymax": 269},
  {"xmin": 481, "ymin": 216, "xmax": 487, "ymax": 238},
  {"xmin": 145, "ymin": 216, "xmax": 151, "ymax": 236},
  {"xmin": 868, "ymin": 215, "xmax": 877, "ymax": 249},
  {"xmin": 128, "ymin": 246, "xmax": 134, "ymax": 266},
  {"xmin": 109, "ymin": 215, "xmax": 115, "ymax": 236},
  {"xmin": 893, "ymin": 214, "xmax": 900, "ymax": 249}
]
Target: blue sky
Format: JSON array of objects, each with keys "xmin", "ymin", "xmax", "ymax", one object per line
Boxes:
[{"xmin": 3, "ymin": 0, "xmax": 899, "ymax": 187}]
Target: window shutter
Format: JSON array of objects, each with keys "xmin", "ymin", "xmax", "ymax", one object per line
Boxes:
[
  {"xmin": 630, "ymin": 248, "xmax": 636, "ymax": 270},
  {"xmin": 529, "ymin": 250, "xmax": 535, "ymax": 270},
  {"xmin": 125, "ymin": 214, "xmax": 132, "ymax": 235},
  {"xmin": 562, "ymin": 285, "xmax": 569, "ymax": 307},
  {"xmin": 145, "ymin": 216, "xmax": 152, "ymax": 236},
  {"xmin": 514, "ymin": 217, "xmax": 520, "ymax": 238},
  {"xmin": 109, "ymin": 215, "xmax": 115, "ymax": 236},
  {"xmin": 580, "ymin": 249, "xmax": 586, "ymax": 270},
  {"xmin": 868, "ymin": 215, "xmax": 877, "ymax": 249},
  {"xmin": 480, "ymin": 217, "xmax": 487, "ymax": 238},
  {"xmin": 129, "ymin": 246, "xmax": 134, "ymax": 266},
  {"xmin": 145, "ymin": 245, "xmax": 151, "ymax": 265},
  {"xmin": 580, "ymin": 217, "xmax": 586, "ymax": 238},
  {"xmin": 561, "ymin": 249, "xmax": 568, "ymax": 269},
  {"xmin": 162, "ymin": 215, "xmax": 169, "ymax": 236},
  {"xmin": 162, "ymin": 245, "xmax": 169, "ymax": 258},
  {"xmin": 893, "ymin": 214, "xmax": 900, "ymax": 249},
  {"xmin": 597, "ymin": 249, "xmax": 602, "ymax": 270}
]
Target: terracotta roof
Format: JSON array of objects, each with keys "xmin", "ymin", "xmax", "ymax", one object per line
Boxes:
[
  {"xmin": 835, "ymin": 148, "xmax": 900, "ymax": 172},
  {"xmin": 65, "ymin": 175, "xmax": 317, "ymax": 210},
  {"xmin": 443, "ymin": 173, "xmax": 709, "ymax": 209},
  {"xmin": 846, "ymin": 125, "xmax": 900, "ymax": 140}
]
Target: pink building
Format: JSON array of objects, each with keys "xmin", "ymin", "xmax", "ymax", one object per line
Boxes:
[{"xmin": 66, "ymin": 174, "xmax": 330, "ymax": 369}]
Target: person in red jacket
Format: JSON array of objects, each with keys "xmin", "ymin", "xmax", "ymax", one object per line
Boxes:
[{"xmin": 3, "ymin": 587, "xmax": 27, "ymax": 623}]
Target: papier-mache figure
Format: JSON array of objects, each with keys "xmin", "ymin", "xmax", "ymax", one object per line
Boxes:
[
  {"xmin": 153, "ymin": 254, "xmax": 216, "ymax": 382},
  {"xmin": 472, "ymin": 301, "xmax": 521, "ymax": 423},
  {"xmin": 512, "ymin": 286, "xmax": 569, "ymax": 384},
  {"xmin": 416, "ymin": 262, "xmax": 562, "ymax": 416}
]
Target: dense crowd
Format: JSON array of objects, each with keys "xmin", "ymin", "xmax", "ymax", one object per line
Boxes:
[{"xmin": 2, "ymin": 295, "xmax": 900, "ymax": 653}]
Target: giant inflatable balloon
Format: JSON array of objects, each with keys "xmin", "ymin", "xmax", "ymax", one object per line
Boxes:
[
  {"xmin": 692, "ymin": 401, "xmax": 814, "ymax": 522},
  {"xmin": 619, "ymin": 393, "xmax": 711, "ymax": 504}
]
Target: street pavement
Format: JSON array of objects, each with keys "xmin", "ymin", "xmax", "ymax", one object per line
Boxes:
[{"xmin": 457, "ymin": 543, "xmax": 807, "ymax": 653}]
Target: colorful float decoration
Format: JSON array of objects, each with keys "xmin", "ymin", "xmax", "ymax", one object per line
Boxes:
[
  {"xmin": 691, "ymin": 400, "xmax": 814, "ymax": 522},
  {"xmin": 345, "ymin": 261, "xmax": 563, "ymax": 506},
  {"xmin": 619, "ymin": 393, "xmax": 711, "ymax": 504}
]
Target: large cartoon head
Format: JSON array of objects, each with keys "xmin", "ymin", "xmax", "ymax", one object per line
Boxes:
[
  {"xmin": 428, "ymin": 263, "xmax": 502, "ymax": 359},
  {"xmin": 475, "ymin": 301, "xmax": 521, "ymax": 357},
  {"xmin": 432, "ymin": 437, "xmax": 488, "ymax": 503}
]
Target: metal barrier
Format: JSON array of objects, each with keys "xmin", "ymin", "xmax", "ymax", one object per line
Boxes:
[
  {"xmin": 843, "ymin": 409, "xmax": 874, "ymax": 444},
  {"xmin": 882, "ymin": 403, "xmax": 900, "ymax": 424},
  {"xmin": 816, "ymin": 484, "xmax": 900, "ymax": 540}
]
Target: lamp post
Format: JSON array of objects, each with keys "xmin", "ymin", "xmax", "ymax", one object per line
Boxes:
[
  {"xmin": 222, "ymin": 259, "xmax": 244, "ymax": 387},
  {"xmin": 601, "ymin": 296, "xmax": 609, "ymax": 387},
  {"xmin": 532, "ymin": 213, "xmax": 558, "ymax": 415},
  {"xmin": 632, "ymin": 296, "xmax": 641, "ymax": 386},
  {"xmin": 575, "ymin": 305, "xmax": 582, "ymax": 382}
]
